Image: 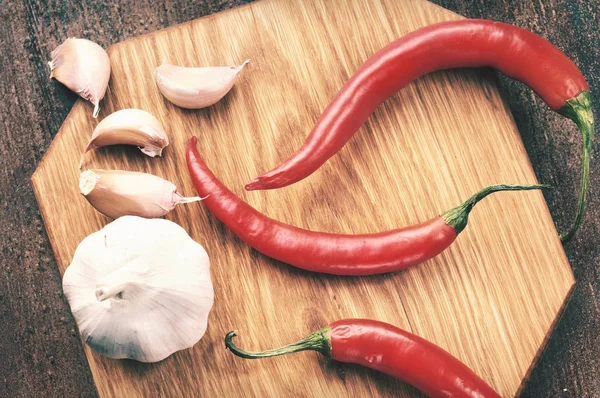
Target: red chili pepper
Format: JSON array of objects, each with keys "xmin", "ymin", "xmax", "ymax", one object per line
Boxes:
[
  {"xmin": 187, "ymin": 137, "xmax": 547, "ymax": 276},
  {"xmin": 245, "ymin": 19, "xmax": 593, "ymax": 243},
  {"xmin": 225, "ymin": 319, "xmax": 501, "ymax": 398}
]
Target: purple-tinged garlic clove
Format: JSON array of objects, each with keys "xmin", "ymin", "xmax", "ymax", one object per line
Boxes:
[{"xmin": 49, "ymin": 38, "xmax": 111, "ymax": 118}]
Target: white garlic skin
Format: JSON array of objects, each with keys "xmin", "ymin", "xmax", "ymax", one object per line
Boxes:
[
  {"xmin": 80, "ymin": 109, "xmax": 169, "ymax": 168},
  {"xmin": 79, "ymin": 169, "xmax": 201, "ymax": 219},
  {"xmin": 62, "ymin": 216, "xmax": 214, "ymax": 363},
  {"xmin": 154, "ymin": 60, "xmax": 249, "ymax": 109},
  {"xmin": 49, "ymin": 38, "xmax": 111, "ymax": 118}
]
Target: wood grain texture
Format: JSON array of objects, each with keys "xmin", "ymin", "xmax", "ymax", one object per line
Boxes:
[
  {"xmin": 433, "ymin": 2, "xmax": 600, "ymax": 396},
  {"xmin": 27, "ymin": 0, "xmax": 574, "ymax": 396}
]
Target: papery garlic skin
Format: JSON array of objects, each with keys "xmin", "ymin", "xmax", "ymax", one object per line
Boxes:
[
  {"xmin": 154, "ymin": 60, "xmax": 249, "ymax": 109},
  {"xmin": 49, "ymin": 38, "xmax": 111, "ymax": 118},
  {"xmin": 80, "ymin": 169, "xmax": 201, "ymax": 219},
  {"xmin": 79, "ymin": 109, "xmax": 168, "ymax": 168},
  {"xmin": 62, "ymin": 216, "xmax": 214, "ymax": 362}
]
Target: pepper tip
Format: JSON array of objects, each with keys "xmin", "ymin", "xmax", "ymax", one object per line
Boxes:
[{"xmin": 245, "ymin": 178, "xmax": 261, "ymax": 191}]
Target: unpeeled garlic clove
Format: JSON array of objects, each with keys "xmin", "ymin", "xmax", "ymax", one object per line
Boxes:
[
  {"xmin": 154, "ymin": 59, "xmax": 249, "ymax": 109},
  {"xmin": 80, "ymin": 169, "xmax": 201, "ymax": 219},
  {"xmin": 49, "ymin": 38, "xmax": 111, "ymax": 118},
  {"xmin": 79, "ymin": 109, "xmax": 169, "ymax": 168}
]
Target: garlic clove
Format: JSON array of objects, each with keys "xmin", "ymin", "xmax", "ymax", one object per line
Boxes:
[
  {"xmin": 62, "ymin": 216, "xmax": 214, "ymax": 362},
  {"xmin": 49, "ymin": 38, "xmax": 111, "ymax": 118},
  {"xmin": 154, "ymin": 59, "xmax": 249, "ymax": 109},
  {"xmin": 80, "ymin": 169, "xmax": 201, "ymax": 219},
  {"xmin": 79, "ymin": 109, "xmax": 169, "ymax": 168}
]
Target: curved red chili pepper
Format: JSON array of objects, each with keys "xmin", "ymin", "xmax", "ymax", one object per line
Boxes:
[
  {"xmin": 245, "ymin": 19, "xmax": 593, "ymax": 243},
  {"xmin": 225, "ymin": 319, "xmax": 501, "ymax": 398},
  {"xmin": 187, "ymin": 137, "xmax": 547, "ymax": 276}
]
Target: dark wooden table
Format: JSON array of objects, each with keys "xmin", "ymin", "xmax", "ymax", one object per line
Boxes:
[{"xmin": 0, "ymin": 0, "xmax": 597, "ymax": 396}]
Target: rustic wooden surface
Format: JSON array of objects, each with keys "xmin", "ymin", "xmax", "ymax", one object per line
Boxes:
[
  {"xmin": 0, "ymin": 0, "xmax": 598, "ymax": 397},
  {"xmin": 29, "ymin": 0, "xmax": 575, "ymax": 396}
]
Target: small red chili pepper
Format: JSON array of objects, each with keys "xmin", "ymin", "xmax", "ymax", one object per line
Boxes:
[
  {"xmin": 187, "ymin": 137, "xmax": 548, "ymax": 276},
  {"xmin": 245, "ymin": 19, "xmax": 593, "ymax": 243},
  {"xmin": 225, "ymin": 319, "xmax": 501, "ymax": 398}
]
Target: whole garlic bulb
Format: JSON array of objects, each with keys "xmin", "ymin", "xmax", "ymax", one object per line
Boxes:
[{"xmin": 62, "ymin": 216, "xmax": 214, "ymax": 362}]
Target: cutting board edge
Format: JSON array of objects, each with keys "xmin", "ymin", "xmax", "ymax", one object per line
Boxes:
[
  {"xmin": 30, "ymin": 132, "xmax": 101, "ymax": 396},
  {"xmin": 104, "ymin": 2, "xmax": 257, "ymax": 57},
  {"xmin": 515, "ymin": 281, "xmax": 575, "ymax": 397},
  {"xmin": 31, "ymin": 170, "xmax": 64, "ymax": 267}
]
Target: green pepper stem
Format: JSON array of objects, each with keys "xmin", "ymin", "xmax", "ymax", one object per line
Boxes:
[
  {"xmin": 557, "ymin": 91, "xmax": 593, "ymax": 243},
  {"xmin": 442, "ymin": 184, "xmax": 552, "ymax": 234},
  {"xmin": 225, "ymin": 328, "xmax": 332, "ymax": 359}
]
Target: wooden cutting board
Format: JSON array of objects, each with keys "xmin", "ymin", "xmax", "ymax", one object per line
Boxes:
[{"xmin": 31, "ymin": 0, "xmax": 575, "ymax": 396}]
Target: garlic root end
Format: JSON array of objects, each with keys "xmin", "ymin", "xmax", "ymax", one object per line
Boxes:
[{"xmin": 79, "ymin": 170, "xmax": 99, "ymax": 195}]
